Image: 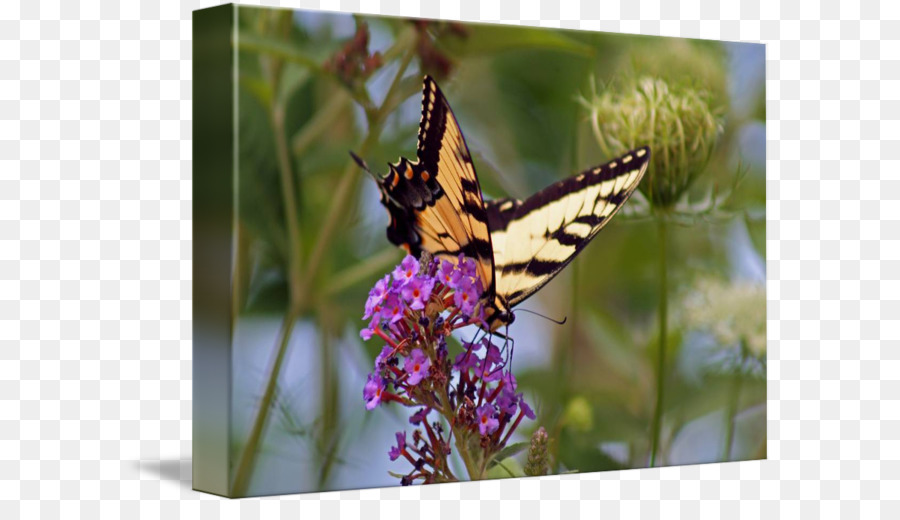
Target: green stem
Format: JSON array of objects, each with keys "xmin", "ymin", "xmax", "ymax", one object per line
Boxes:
[
  {"xmin": 649, "ymin": 213, "xmax": 668, "ymax": 467},
  {"xmin": 317, "ymin": 319, "xmax": 339, "ymax": 487},
  {"xmin": 291, "ymin": 88, "xmax": 351, "ymax": 157},
  {"xmin": 324, "ymin": 247, "xmax": 400, "ymax": 297},
  {"xmin": 452, "ymin": 427, "xmax": 481, "ymax": 481},
  {"xmin": 230, "ymin": 306, "xmax": 300, "ymax": 496},
  {"xmin": 230, "ymin": 32, "xmax": 417, "ymax": 495},
  {"xmin": 272, "ymin": 103, "xmax": 304, "ymax": 307},
  {"xmin": 722, "ymin": 341, "xmax": 747, "ymax": 462},
  {"xmin": 721, "ymin": 374, "xmax": 742, "ymax": 462},
  {"xmin": 435, "ymin": 383, "xmax": 479, "ymax": 481},
  {"xmin": 299, "ymin": 46, "xmax": 416, "ymax": 298}
]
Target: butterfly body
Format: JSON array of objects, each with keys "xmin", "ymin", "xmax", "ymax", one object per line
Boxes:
[{"xmin": 357, "ymin": 76, "xmax": 650, "ymax": 331}]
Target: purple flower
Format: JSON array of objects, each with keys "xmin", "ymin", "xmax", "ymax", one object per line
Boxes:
[
  {"xmin": 472, "ymin": 276, "xmax": 485, "ymax": 298},
  {"xmin": 363, "ymin": 275, "xmax": 390, "ymax": 319},
  {"xmin": 380, "ymin": 293, "xmax": 404, "ymax": 324},
  {"xmin": 501, "ymin": 371, "xmax": 518, "ymax": 393},
  {"xmin": 392, "ymin": 255, "xmax": 419, "ymax": 287},
  {"xmin": 410, "ymin": 407, "xmax": 430, "ymax": 425},
  {"xmin": 436, "ymin": 335, "xmax": 448, "ymax": 361},
  {"xmin": 375, "ymin": 345, "xmax": 393, "ymax": 370},
  {"xmin": 453, "ymin": 276, "xmax": 479, "ymax": 316},
  {"xmin": 360, "ymin": 318, "xmax": 378, "ymax": 341},
  {"xmin": 519, "ymin": 396, "xmax": 536, "ymax": 420},
  {"xmin": 478, "ymin": 342, "xmax": 503, "ymax": 380},
  {"xmin": 437, "ymin": 259, "xmax": 461, "ymax": 288},
  {"xmin": 476, "ymin": 403, "xmax": 499, "ymax": 436},
  {"xmin": 363, "ymin": 374, "xmax": 385, "ymax": 410},
  {"xmin": 453, "ymin": 350, "xmax": 477, "ymax": 372},
  {"xmin": 361, "ymin": 253, "xmax": 533, "ymax": 483},
  {"xmin": 389, "ymin": 431, "xmax": 407, "ymax": 461},
  {"xmin": 457, "ymin": 253, "xmax": 477, "ymax": 278},
  {"xmin": 401, "ymin": 276, "xmax": 435, "ymax": 311},
  {"xmin": 404, "ymin": 348, "xmax": 431, "ymax": 385},
  {"xmin": 480, "ymin": 362, "xmax": 502, "ymax": 382},
  {"xmin": 496, "ymin": 389, "xmax": 518, "ymax": 416},
  {"xmin": 453, "ymin": 341, "xmax": 481, "ymax": 372},
  {"xmin": 496, "ymin": 374, "xmax": 527, "ymax": 416}
]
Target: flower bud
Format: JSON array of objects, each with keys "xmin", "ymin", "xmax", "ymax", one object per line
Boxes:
[
  {"xmin": 585, "ymin": 77, "xmax": 723, "ymax": 209},
  {"xmin": 524, "ymin": 427, "xmax": 550, "ymax": 477}
]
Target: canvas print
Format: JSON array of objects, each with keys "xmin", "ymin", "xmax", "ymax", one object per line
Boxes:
[{"xmin": 193, "ymin": 4, "xmax": 766, "ymax": 498}]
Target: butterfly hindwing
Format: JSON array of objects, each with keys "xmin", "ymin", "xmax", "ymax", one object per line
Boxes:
[
  {"xmin": 487, "ymin": 147, "xmax": 651, "ymax": 307},
  {"xmin": 378, "ymin": 76, "xmax": 495, "ymax": 296}
]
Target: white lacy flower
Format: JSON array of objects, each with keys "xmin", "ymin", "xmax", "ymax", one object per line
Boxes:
[{"xmin": 682, "ymin": 277, "xmax": 766, "ymax": 356}]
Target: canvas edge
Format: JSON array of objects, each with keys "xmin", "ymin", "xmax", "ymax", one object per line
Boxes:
[{"xmin": 192, "ymin": 3, "xmax": 236, "ymax": 498}]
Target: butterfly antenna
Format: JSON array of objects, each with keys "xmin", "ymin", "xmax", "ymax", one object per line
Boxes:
[{"xmin": 515, "ymin": 308, "xmax": 568, "ymax": 326}]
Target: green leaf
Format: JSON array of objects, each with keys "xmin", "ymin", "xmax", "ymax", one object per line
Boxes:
[
  {"xmin": 237, "ymin": 32, "xmax": 326, "ymax": 72},
  {"xmin": 485, "ymin": 458, "xmax": 524, "ymax": 479},
  {"xmin": 240, "ymin": 75, "xmax": 273, "ymax": 109},
  {"xmin": 486, "ymin": 442, "xmax": 529, "ymax": 468},
  {"xmin": 276, "ymin": 64, "xmax": 311, "ymax": 106},
  {"xmin": 442, "ymin": 25, "xmax": 595, "ymax": 58}
]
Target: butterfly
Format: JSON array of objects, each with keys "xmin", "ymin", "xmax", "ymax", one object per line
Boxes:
[{"xmin": 352, "ymin": 75, "xmax": 650, "ymax": 331}]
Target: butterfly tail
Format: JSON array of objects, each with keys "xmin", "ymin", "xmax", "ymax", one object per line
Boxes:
[{"xmin": 349, "ymin": 150, "xmax": 380, "ymax": 182}]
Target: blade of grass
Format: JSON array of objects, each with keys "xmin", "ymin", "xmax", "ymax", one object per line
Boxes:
[{"xmin": 324, "ymin": 247, "xmax": 400, "ymax": 297}]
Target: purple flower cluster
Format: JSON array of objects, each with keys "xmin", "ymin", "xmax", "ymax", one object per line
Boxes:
[{"xmin": 361, "ymin": 254, "xmax": 535, "ymax": 485}]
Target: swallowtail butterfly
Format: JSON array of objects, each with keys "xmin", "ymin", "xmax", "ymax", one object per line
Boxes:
[{"xmin": 353, "ymin": 76, "xmax": 650, "ymax": 330}]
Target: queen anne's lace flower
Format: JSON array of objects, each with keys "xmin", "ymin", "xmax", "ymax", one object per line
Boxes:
[
  {"xmin": 360, "ymin": 254, "xmax": 536, "ymax": 485},
  {"xmin": 681, "ymin": 277, "xmax": 766, "ymax": 376}
]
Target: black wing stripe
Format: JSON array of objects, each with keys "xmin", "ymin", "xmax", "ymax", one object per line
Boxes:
[
  {"xmin": 485, "ymin": 197, "xmax": 520, "ymax": 232},
  {"xmin": 497, "ymin": 258, "xmax": 560, "ymax": 276}
]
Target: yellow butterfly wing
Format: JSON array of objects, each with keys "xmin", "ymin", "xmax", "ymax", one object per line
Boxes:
[{"xmin": 486, "ymin": 147, "xmax": 650, "ymax": 308}]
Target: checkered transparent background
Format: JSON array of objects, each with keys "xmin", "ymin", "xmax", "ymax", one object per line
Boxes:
[{"xmin": 0, "ymin": 0, "xmax": 896, "ymax": 517}]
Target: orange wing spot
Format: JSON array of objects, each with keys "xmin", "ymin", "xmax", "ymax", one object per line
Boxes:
[
  {"xmin": 421, "ymin": 170, "xmax": 430, "ymax": 182},
  {"xmin": 391, "ymin": 172, "xmax": 399, "ymax": 187},
  {"xmin": 401, "ymin": 243, "xmax": 411, "ymax": 253}
]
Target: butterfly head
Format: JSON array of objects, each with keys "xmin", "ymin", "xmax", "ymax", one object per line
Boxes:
[{"xmin": 484, "ymin": 300, "xmax": 515, "ymax": 332}]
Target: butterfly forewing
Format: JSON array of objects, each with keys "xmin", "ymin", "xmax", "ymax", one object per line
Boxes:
[
  {"xmin": 378, "ymin": 76, "xmax": 495, "ymax": 296},
  {"xmin": 487, "ymin": 147, "xmax": 651, "ymax": 307}
]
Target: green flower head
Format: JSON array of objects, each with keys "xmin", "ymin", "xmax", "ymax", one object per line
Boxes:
[{"xmin": 584, "ymin": 77, "xmax": 723, "ymax": 209}]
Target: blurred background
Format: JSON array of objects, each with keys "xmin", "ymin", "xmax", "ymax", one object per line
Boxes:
[{"xmin": 221, "ymin": 6, "xmax": 765, "ymax": 496}]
